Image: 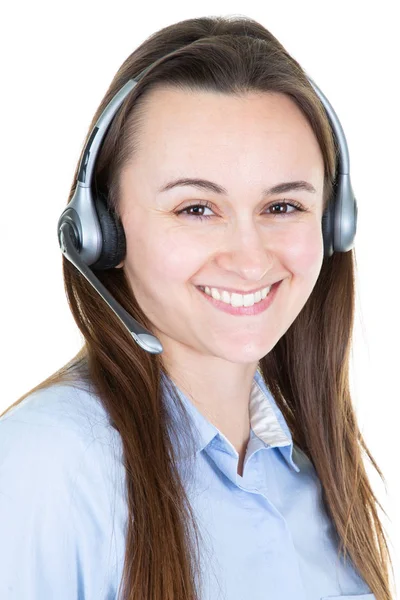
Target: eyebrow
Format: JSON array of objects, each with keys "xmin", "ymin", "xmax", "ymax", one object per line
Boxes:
[{"xmin": 158, "ymin": 178, "xmax": 317, "ymax": 197}]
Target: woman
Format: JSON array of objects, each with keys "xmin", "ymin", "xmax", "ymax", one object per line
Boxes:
[{"xmin": 0, "ymin": 14, "xmax": 393, "ymax": 600}]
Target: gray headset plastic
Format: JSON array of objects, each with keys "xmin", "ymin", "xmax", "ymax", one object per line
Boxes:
[{"xmin": 57, "ymin": 60, "xmax": 357, "ymax": 355}]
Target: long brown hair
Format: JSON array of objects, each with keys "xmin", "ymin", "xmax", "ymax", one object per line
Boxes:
[{"xmin": 3, "ymin": 15, "xmax": 394, "ymax": 600}]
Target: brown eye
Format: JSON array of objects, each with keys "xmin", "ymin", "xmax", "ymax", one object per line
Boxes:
[
  {"xmin": 176, "ymin": 200, "xmax": 215, "ymax": 221},
  {"xmin": 266, "ymin": 200, "xmax": 305, "ymax": 216}
]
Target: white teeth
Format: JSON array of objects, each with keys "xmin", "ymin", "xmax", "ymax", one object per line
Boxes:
[{"xmin": 202, "ymin": 285, "xmax": 272, "ymax": 307}]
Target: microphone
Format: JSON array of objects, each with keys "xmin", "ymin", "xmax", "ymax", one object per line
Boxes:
[{"xmin": 58, "ymin": 220, "xmax": 164, "ymax": 354}]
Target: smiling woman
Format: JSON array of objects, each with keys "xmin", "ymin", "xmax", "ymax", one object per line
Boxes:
[
  {"xmin": 113, "ymin": 85, "xmax": 326, "ymax": 379},
  {"xmin": 0, "ymin": 14, "xmax": 393, "ymax": 600}
]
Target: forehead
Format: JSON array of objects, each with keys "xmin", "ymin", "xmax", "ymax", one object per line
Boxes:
[{"xmin": 126, "ymin": 87, "xmax": 324, "ymax": 186}]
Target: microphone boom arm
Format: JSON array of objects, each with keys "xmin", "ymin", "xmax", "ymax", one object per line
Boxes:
[{"xmin": 58, "ymin": 221, "xmax": 163, "ymax": 355}]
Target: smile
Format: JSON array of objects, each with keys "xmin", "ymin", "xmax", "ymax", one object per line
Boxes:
[
  {"xmin": 198, "ymin": 285, "xmax": 272, "ymax": 307},
  {"xmin": 196, "ymin": 280, "xmax": 282, "ymax": 316}
]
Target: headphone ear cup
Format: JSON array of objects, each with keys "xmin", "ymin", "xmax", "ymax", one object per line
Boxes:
[
  {"xmin": 322, "ymin": 200, "xmax": 335, "ymax": 258},
  {"xmin": 91, "ymin": 193, "xmax": 126, "ymax": 270}
]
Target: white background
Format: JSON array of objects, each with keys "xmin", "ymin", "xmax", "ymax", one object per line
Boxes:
[{"xmin": 2, "ymin": 0, "xmax": 399, "ymax": 595}]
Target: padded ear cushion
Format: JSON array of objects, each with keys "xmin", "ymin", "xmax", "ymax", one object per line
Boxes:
[
  {"xmin": 322, "ymin": 201, "xmax": 335, "ymax": 258},
  {"xmin": 91, "ymin": 193, "xmax": 126, "ymax": 270}
]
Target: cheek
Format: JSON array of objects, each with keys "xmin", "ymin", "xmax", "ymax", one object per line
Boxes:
[
  {"xmin": 127, "ymin": 224, "xmax": 207, "ymax": 284},
  {"xmin": 279, "ymin": 224, "xmax": 324, "ymax": 277}
]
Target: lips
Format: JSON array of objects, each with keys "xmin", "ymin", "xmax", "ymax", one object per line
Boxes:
[{"xmin": 196, "ymin": 279, "xmax": 282, "ymax": 316}]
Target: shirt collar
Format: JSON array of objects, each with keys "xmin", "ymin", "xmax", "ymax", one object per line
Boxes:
[{"xmin": 162, "ymin": 368, "xmax": 300, "ymax": 473}]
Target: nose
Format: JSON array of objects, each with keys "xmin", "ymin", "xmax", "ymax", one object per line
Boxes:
[{"xmin": 214, "ymin": 221, "xmax": 275, "ymax": 282}]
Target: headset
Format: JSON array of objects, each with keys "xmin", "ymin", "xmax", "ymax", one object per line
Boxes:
[{"xmin": 57, "ymin": 52, "xmax": 358, "ymax": 356}]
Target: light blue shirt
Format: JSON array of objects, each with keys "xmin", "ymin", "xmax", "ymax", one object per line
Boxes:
[{"xmin": 0, "ymin": 369, "xmax": 375, "ymax": 600}]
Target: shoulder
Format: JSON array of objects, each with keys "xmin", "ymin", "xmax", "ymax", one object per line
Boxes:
[
  {"xmin": 1, "ymin": 380, "xmax": 121, "ymax": 455},
  {"xmin": 0, "ymin": 382, "xmax": 127, "ymax": 598},
  {"xmin": 0, "ymin": 379, "xmax": 128, "ymax": 519},
  {"xmin": 1, "ymin": 380, "xmax": 110, "ymax": 434},
  {"xmin": 0, "ymin": 379, "xmax": 125, "ymax": 496}
]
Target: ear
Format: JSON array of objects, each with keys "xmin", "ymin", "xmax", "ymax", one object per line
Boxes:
[{"xmin": 115, "ymin": 261, "xmax": 125, "ymax": 269}]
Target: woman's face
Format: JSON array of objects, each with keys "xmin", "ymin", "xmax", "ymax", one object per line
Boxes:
[{"xmin": 117, "ymin": 87, "xmax": 325, "ymax": 367}]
